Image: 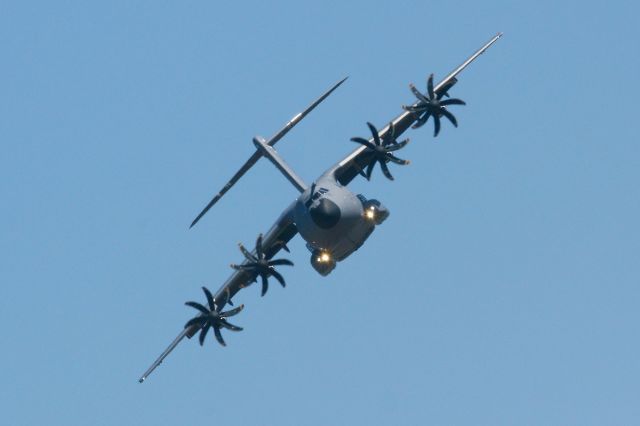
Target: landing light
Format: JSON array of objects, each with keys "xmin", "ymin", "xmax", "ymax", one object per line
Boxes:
[
  {"xmin": 317, "ymin": 252, "xmax": 332, "ymax": 263},
  {"xmin": 365, "ymin": 207, "xmax": 376, "ymax": 220}
]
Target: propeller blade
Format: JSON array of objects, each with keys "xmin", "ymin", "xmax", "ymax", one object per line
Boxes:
[
  {"xmin": 409, "ymin": 83, "xmax": 429, "ymax": 104},
  {"xmin": 365, "ymin": 161, "xmax": 375, "ymax": 180},
  {"xmin": 366, "ymin": 122, "xmax": 381, "ymax": 146},
  {"xmin": 270, "ymin": 269, "xmax": 286, "ymax": 288},
  {"xmin": 198, "ymin": 324, "xmax": 210, "ymax": 346},
  {"xmin": 219, "ymin": 320, "xmax": 243, "ymax": 332},
  {"xmin": 440, "ymin": 108, "xmax": 458, "ymax": 127},
  {"xmin": 427, "ymin": 74, "xmax": 435, "ymax": 99},
  {"xmin": 255, "ymin": 234, "xmax": 264, "ymax": 259},
  {"xmin": 202, "ymin": 287, "xmax": 215, "ymax": 311},
  {"xmin": 379, "ymin": 160, "xmax": 394, "ymax": 180},
  {"xmin": 350, "ymin": 137, "xmax": 378, "ymax": 151},
  {"xmin": 386, "ymin": 154, "xmax": 410, "ymax": 165},
  {"xmin": 268, "ymin": 258, "xmax": 294, "ymax": 267},
  {"xmin": 185, "ymin": 301, "xmax": 210, "ymax": 315},
  {"xmin": 382, "ymin": 122, "xmax": 397, "ymax": 146},
  {"xmin": 238, "ymin": 243, "xmax": 257, "ymax": 262},
  {"xmin": 386, "ymin": 139, "xmax": 410, "ymax": 152},
  {"xmin": 221, "ymin": 304, "xmax": 245, "ymax": 318},
  {"xmin": 408, "ymin": 71, "xmax": 465, "ymax": 136},
  {"xmin": 440, "ymin": 98, "xmax": 466, "ymax": 106},
  {"xmin": 351, "ymin": 121, "xmax": 410, "ymax": 181},
  {"xmin": 260, "ymin": 274, "xmax": 269, "ymax": 297},
  {"xmin": 412, "ymin": 112, "xmax": 431, "ymax": 129},
  {"xmin": 230, "ymin": 263, "xmax": 256, "ymax": 271},
  {"xmin": 214, "ymin": 326, "xmax": 226, "ymax": 346},
  {"xmin": 235, "ymin": 233, "xmax": 294, "ymax": 297}
]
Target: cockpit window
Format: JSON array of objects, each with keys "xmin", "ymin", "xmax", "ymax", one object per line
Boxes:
[{"xmin": 311, "ymin": 187, "xmax": 329, "ymax": 202}]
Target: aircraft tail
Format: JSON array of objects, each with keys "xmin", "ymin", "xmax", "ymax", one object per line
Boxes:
[{"xmin": 189, "ymin": 77, "xmax": 348, "ymax": 229}]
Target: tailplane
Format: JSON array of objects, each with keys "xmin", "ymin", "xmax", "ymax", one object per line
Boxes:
[{"xmin": 190, "ymin": 77, "xmax": 348, "ymax": 228}]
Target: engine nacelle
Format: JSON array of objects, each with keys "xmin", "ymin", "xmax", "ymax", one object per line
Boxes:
[
  {"xmin": 310, "ymin": 249, "xmax": 337, "ymax": 276},
  {"xmin": 361, "ymin": 198, "xmax": 390, "ymax": 225}
]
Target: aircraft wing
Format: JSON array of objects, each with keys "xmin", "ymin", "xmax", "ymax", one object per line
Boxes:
[
  {"xmin": 138, "ymin": 203, "xmax": 298, "ymax": 382},
  {"xmin": 332, "ymin": 33, "xmax": 502, "ymax": 186},
  {"xmin": 139, "ymin": 77, "xmax": 351, "ymax": 383}
]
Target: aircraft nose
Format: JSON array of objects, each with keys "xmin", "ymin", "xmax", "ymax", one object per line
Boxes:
[{"xmin": 310, "ymin": 198, "xmax": 341, "ymax": 229}]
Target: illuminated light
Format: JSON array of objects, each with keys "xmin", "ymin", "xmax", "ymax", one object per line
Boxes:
[
  {"xmin": 315, "ymin": 251, "xmax": 332, "ymax": 263},
  {"xmin": 365, "ymin": 208, "xmax": 376, "ymax": 220}
]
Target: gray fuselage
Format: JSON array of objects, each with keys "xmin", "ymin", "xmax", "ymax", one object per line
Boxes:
[{"xmin": 291, "ymin": 171, "xmax": 389, "ymax": 275}]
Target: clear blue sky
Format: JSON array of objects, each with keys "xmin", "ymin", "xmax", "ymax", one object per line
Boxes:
[{"xmin": 1, "ymin": 1, "xmax": 639, "ymax": 425}]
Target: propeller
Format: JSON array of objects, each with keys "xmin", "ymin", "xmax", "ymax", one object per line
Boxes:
[
  {"xmin": 230, "ymin": 234, "xmax": 294, "ymax": 297},
  {"xmin": 350, "ymin": 122, "xmax": 410, "ymax": 181},
  {"xmin": 403, "ymin": 73, "xmax": 466, "ymax": 137},
  {"xmin": 184, "ymin": 286, "xmax": 244, "ymax": 347}
]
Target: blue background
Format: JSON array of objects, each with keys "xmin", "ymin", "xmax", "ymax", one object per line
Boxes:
[{"xmin": 1, "ymin": 1, "xmax": 639, "ymax": 425}]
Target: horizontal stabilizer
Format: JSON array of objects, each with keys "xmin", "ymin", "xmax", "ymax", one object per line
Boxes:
[
  {"xmin": 189, "ymin": 77, "xmax": 348, "ymax": 229},
  {"xmin": 252, "ymin": 136, "xmax": 307, "ymax": 193}
]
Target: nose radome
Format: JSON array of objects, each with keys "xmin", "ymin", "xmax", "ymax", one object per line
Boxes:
[{"xmin": 310, "ymin": 198, "xmax": 341, "ymax": 229}]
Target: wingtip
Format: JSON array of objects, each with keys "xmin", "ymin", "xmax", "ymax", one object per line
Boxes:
[
  {"xmin": 189, "ymin": 217, "xmax": 199, "ymax": 229},
  {"xmin": 333, "ymin": 76, "xmax": 349, "ymax": 90},
  {"xmin": 490, "ymin": 32, "xmax": 504, "ymax": 45}
]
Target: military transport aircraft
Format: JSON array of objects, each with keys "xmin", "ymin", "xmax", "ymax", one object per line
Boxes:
[{"xmin": 139, "ymin": 33, "xmax": 503, "ymax": 382}]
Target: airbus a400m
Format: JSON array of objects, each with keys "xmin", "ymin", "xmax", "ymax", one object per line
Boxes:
[{"xmin": 139, "ymin": 33, "xmax": 502, "ymax": 383}]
